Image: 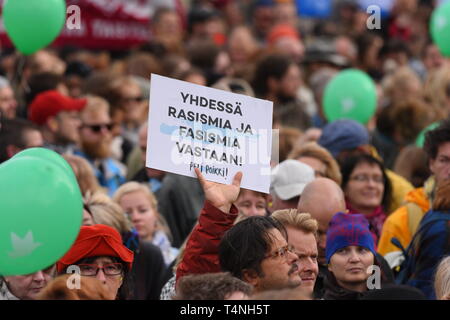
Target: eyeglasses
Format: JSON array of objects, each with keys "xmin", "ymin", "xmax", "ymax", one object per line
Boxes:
[
  {"xmin": 350, "ymin": 174, "xmax": 384, "ymax": 184},
  {"xmin": 122, "ymin": 96, "xmax": 144, "ymax": 103},
  {"xmin": 264, "ymin": 244, "xmax": 296, "ymax": 260},
  {"xmin": 82, "ymin": 123, "xmax": 113, "ymax": 133},
  {"xmin": 78, "ymin": 263, "xmax": 123, "ymax": 276}
]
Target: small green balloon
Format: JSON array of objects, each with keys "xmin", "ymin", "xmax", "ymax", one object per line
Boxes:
[
  {"xmin": 3, "ymin": 0, "xmax": 66, "ymax": 55},
  {"xmin": 416, "ymin": 122, "xmax": 440, "ymax": 148},
  {"xmin": 0, "ymin": 156, "xmax": 82, "ymax": 276},
  {"xmin": 13, "ymin": 148, "xmax": 76, "ymax": 183},
  {"xmin": 430, "ymin": 1, "xmax": 450, "ymax": 57},
  {"xmin": 323, "ymin": 69, "xmax": 377, "ymax": 125}
]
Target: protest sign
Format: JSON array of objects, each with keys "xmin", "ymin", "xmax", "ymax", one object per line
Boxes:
[{"xmin": 146, "ymin": 74, "xmax": 273, "ymax": 193}]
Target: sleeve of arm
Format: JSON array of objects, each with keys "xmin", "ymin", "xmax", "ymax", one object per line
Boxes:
[
  {"xmin": 378, "ymin": 207, "xmax": 410, "ymax": 256},
  {"xmin": 175, "ymin": 200, "xmax": 238, "ymax": 283}
]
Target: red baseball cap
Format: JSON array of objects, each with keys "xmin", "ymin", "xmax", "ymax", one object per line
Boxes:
[
  {"xmin": 28, "ymin": 90, "xmax": 87, "ymax": 125},
  {"xmin": 267, "ymin": 24, "xmax": 300, "ymax": 46},
  {"xmin": 56, "ymin": 224, "xmax": 134, "ymax": 273}
]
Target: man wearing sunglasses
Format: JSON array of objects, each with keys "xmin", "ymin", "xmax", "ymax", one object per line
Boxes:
[
  {"xmin": 75, "ymin": 96, "xmax": 126, "ymax": 196},
  {"xmin": 28, "ymin": 90, "xmax": 87, "ymax": 155}
]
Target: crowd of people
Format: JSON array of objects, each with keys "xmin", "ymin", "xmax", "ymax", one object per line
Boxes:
[{"xmin": 0, "ymin": 0, "xmax": 450, "ymax": 301}]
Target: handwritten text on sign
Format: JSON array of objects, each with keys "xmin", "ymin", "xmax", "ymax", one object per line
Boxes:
[{"xmin": 146, "ymin": 74, "xmax": 273, "ymax": 193}]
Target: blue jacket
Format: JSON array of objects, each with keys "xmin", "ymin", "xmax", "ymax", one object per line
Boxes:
[
  {"xmin": 402, "ymin": 210, "xmax": 450, "ymax": 299},
  {"xmin": 74, "ymin": 151, "xmax": 126, "ymax": 196}
]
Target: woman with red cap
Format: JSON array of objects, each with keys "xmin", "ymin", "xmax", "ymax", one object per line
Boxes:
[{"xmin": 56, "ymin": 224, "xmax": 134, "ymax": 300}]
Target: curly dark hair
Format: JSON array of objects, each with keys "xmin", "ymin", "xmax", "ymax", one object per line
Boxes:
[{"xmin": 423, "ymin": 119, "xmax": 450, "ymax": 160}]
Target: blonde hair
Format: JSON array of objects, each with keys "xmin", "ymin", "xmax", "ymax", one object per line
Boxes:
[
  {"xmin": 81, "ymin": 95, "xmax": 110, "ymax": 119},
  {"xmin": 85, "ymin": 192, "xmax": 132, "ymax": 234},
  {"xmin": 271, "ymin": 209, "xmax": 318, "ymax": 237},
  {"xmin": 63, "ymin": 154, "xmax": 105, "ymax": 196},
  {"xmin": 424, "ymin": 65, "xmax": 450, "ymax": 121},
  {"xmin": 288, "ymin": 142, "xmax": 342, "ymax": 185},
  {"xmin": 434, "ymin": 256, "xmax": 450, "ymax": 300},
  {"xmin": 382, "ymin": 66, "xmax": 423, "ymax": 106},
  {"xmin": 113, "ymin": 182, "xmax": 172, "ymax": 240}
]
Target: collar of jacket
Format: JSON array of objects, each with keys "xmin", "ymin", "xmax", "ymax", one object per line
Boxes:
[{"xmin": 323, "ymin": 272, "xmax": 367, "ymax": 300}]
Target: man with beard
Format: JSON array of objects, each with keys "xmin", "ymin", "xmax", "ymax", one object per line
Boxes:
[
  {"xmin": 177, "ymin": 168, "xmax": 302, "ymax": 294},
  {"xmin": 251, "ymin": 53, "xmax": 311, "ymax": 130},
  {"xmin": 75, "ymin": 96, "xmax": 126, "ymax": 196},
  {"xmin": 28, "ymin": 90, "xmax": 87, "ymax": 154}
]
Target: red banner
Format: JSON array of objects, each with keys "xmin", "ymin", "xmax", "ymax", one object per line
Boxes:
[{"xmin": 0, "ymin": 0, "xmax": 185, "ymax": 51}]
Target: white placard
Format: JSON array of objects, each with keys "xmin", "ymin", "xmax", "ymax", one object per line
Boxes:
[{"xmin": 146, "ymin": 74, "xmax": 273, "ymax": 193}]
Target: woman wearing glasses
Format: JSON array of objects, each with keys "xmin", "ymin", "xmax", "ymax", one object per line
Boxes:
[
  {"xmin": 56, "ymin": 224, "xmax": 134, "ymax": 300},
  {"xmin": 340, "ymin": 154, "xmax": 392, "ymax": 245}
]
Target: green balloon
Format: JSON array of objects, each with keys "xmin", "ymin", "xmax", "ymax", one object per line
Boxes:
[
  {"xmin": 0, "ymin": 156, "xmax": 82, "ymax": 276},
  {"xmin": 3, "ymin": 0, "xmax": 66, "ymax": 55},
  {"xmin": 323, "ymin": 69, "xmax": 377, "ymax": 125},
  {"xmin": 415, "ymin": 122, "xmax": 440, "ymax": 148},
  {"xmin": 13, "ymin": 148, "xmax": 76, "ymax": 183},
  {"xmin": 430, "ymin": 1, "xmax": 450, "ymax": 57}
]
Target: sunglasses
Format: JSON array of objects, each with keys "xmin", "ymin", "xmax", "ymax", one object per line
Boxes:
[{"xmin": 83, "ymin": 123, "xmax": 113, "ymax": 133}]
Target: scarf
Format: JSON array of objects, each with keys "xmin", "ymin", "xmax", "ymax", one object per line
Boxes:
[{"xmin": 346, "ymin": 200, "xmax": 387, "ymax": 247}]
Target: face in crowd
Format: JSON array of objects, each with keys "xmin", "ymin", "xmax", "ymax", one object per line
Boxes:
[
  {"xmin": 245, "ymin": 228, "xmax": 302, "ymax": 292},
  {"xmin": 3, "ymin": 265, "xmax": 55, "ymax": 300},
  {"xmin": 429, "ymin": 141, "xmax": 450, "ymax": 184},
  {"xmin": 344, "ymin": 161, "xmax": 385, "ymax": 213},
  {"xmin": 75, "ymin": 256, "xmax": 125, "ymax": 300},
  {"xmin": 80, "ymin": 109, "xmax": 113, "ymax": 160},
  {"xmin": 51, "ymin": 111, "xmax": 82, "ymax": 145},
  {"xmin": 328, "ymin": 245, "xmax": 375, "ymax": 292},
  {"xmin": 235, "ymin": 189, "xmax": 267, "ymax": 217},
  {"xmin": 117, "ymin": 190, "xmax": 158, "ymax": 242},
  {"xmin": 0, "ymin": 85, "xmax": 18, "ymax": 119},
  {"xmin": 285, "ymin": 226, "xmax": 319, "ymax": 295}
]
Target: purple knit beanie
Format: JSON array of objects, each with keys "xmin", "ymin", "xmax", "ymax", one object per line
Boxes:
[{"xmin": 325, "ymin": 212, "xmax": 376, "ymax": 264}]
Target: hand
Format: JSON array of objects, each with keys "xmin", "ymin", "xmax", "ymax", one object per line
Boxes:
[{"xmin": 195, "ymin": 167, "xmax": 243, "ymax": 213}]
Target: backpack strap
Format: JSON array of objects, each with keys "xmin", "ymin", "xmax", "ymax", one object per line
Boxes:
[
  {"xmin": 406, "ymin": 202, "xmax": 426, "ymax": 237},
  {"xmin": 396, "ymin": 211, "xmax": 450, "ymax": 284},
  {"xmin": 406, "ymin": 211, "xmax": 450, "ymax": 254}
]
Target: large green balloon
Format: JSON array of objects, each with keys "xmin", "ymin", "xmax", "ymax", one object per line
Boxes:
[
  {"xmin": 3, "ymin": 0, "xmax": 66, "ymax": 55},
  {"xmin": 0, "ymin": 154, "xmax": 82, "ymax": 276},
  {"xmin": 323, "ymin": 69, "xmax": 377, "ymax": 125},
  {"xmin": 12, "ymin": 148, "xmax": 77, "ymax": 183},
  {"xmin": 416, "ymin": 122, "xmax": 440, "ymax": 148},
  {"xmin": 430, "ymin": 1, "xmax": 450, "ymax": 57}
]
